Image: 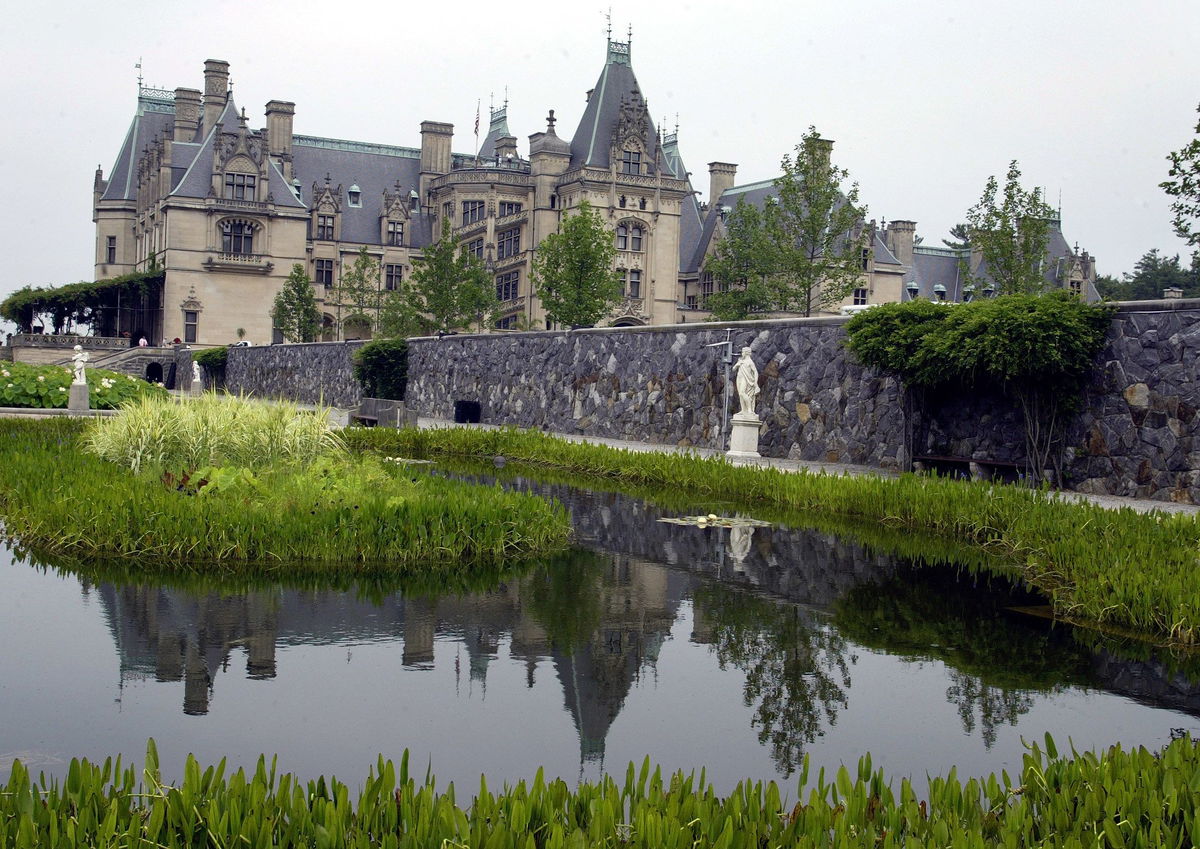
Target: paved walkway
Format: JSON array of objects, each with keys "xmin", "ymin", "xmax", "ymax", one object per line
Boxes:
[{"xmin": 413, "ymin": 415, "xmax": 1200, "ymax": 517}]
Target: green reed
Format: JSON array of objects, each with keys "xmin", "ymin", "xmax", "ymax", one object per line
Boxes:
[
  {"xmin": 0, "ymin": 419, "xmax": 569, "ymax": 574},
  {"xmin": 345, "ymin": 426, "xmax": 1200, "ymax": 645},
  {"xmin": 5, "ymin": 735, "xmax": 1200, "ymax": 848}
]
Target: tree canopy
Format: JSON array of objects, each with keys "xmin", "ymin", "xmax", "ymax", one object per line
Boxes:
[
  {"xmin": 963, "ymin": 161, "xmax": 1057, "ymax": 296},
  {"xmin": 0, "ymin": 271, "xmax": 164, "ymax": 334},
  {"xmin": 705, "ymin": 127, "xmax": 867, "ymax": 318},
  {"xmin": 1094, "ymin": 249, "xmax": 1199, "ymax": 301},
  {"xmin": 531, "ymin": 200, "xmax": 622, "ymax": 328},
  {"xmin": 384, "ymin": 217, "xmax": 495, "ymax": 337},
  {"xmin": 270, "ymin": 264, "xmax": 322, "ymax": 343},
  {"xmin": 1162, "ymin": 102, "xmax": 1200, "ymax": 250}
]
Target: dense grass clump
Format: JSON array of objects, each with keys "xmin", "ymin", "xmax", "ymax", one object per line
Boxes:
[
  {"xmin": 345, "ymin": 426, "xmax": 1200, "ymax": 645},
  {"xmin": 6, "ymin": 736, "xmax": 1200, "ymax": 848},
  {"xmin": 0, "ymin": 418, "xmax": 569, "ymax": 572},
  {"xmin": 84, "ymin": 394, "xmax": 345, "ymax": 473},
  {"xmin": 0, "ymin": 360, "xmax": 166, "ymax": 409}
]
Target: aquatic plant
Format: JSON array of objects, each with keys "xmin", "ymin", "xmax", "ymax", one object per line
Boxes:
[
  {"xmin": 0, "ymin": 419, "xmax": 569, "ymax": 572},
  {"xmin": 5, "ymin": 735, "xmax": 1200, "ymax": 847},
  {"xmin": 83, "ymin": 393, "xmax": 345, "ymax": 473},
  {"xmin": 345, "ymin": 426, "xmax": 1200, "ymax": 645}
]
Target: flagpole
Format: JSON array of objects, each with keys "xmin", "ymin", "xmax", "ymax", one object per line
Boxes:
[{"xmin": 474, "ymin": 99, "xmax": 480, "ymax": 166}]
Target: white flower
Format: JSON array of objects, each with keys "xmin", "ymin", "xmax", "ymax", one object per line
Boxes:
[
  {"xmin": 57, "ymin": 387, "xmax": 66, "ymax": 392},
  {"xmin": 5, "ymin": 383, "xmax": 12, "ymax": 389},
  {"xmin": 37, "ymin": 375, "xmax": 45, "ymax": 382},
  {"xmin": 1, "ymin": 370, "xmax": 9, "ymax": 377}
]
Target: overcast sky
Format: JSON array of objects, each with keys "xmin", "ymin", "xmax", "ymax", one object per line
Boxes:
[{"xmin": 4, "ymin": 0, "xmax": 1198, "ymax": 318}]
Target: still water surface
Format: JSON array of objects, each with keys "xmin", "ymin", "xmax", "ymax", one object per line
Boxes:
[{"xmin": 2, "ymin": 472, "xmax": 1198, "ymax": 793}]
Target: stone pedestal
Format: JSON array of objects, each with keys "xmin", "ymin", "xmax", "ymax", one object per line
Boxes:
[
  {"xmin": 727, "ymin": 415, "xmax": 761, "ymax": 459},
  {"xmin": 68, "ymin": 381, "xmax": 90, "ymax": 412}
]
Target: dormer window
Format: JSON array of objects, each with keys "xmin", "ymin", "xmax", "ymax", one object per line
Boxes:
[
  {"xmin": 348, "ymin": 184, "xmax": 362, "ymax": 208},
  {"xmin": 387, "ymin": 221, "xmax": 404, "ymax": 247},
  {"xmin": 291, "ymin": 178, "xmax": 302, "ymax": 202},
  {"xmin": 224, "ymin": 173, "xmax": 256, "ymax": 201},
  {"xmin": 315, "ymin": 214, "xmax": 334, "ymax": 241},
  {"xmin": 621, "ymin": 150, "xmax": 641, "ymax": 175}
]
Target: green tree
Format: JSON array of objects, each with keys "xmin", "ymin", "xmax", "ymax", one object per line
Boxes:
[
  {"xmin": 705, "ymin": 200, "xmax": 775, "ymax": 320},
  {"xmin": 389, "ymin": 217, "xmax": 495, "ymax": 336},
  {"xmin": 270, "ymin": 264, "xmax": 321, "ymax": 342},
  {"xmin": 941, "ymin": 222, "xmax": 970, "ymax": 250},
  {"xmin": 1095, "ymin": 249, "xmax": 1198, "ymax": 300},
  {"xmin": 334, "ymin": 247, "xmax": 382, "ymax": 336},
  {"xmin": 531, "ymin": 199, "xmax": 622, "ymax": 327},
  {"xmin": 1162, "ymin": 102, "xmax": 1200, "ymax": 250},
  {"xmin": 703, "ymin": 127, "xmax": 867, "ymax": 318},
  {"xmin": 963, "ymin": 161, "xmax": 1057, "ymax": 296}
]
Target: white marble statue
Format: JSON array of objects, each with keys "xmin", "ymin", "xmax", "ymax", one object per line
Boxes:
[
  {"xmin": 192, "ymin": 360, "xmax": 202, "ymax": 386},
  {"xmin": 731, "ymin": 346, "xmax": 760, "ymax": 419},
  {"xmin": 71, "ymin": 345, "xmax": 89, "ymax": 384}
]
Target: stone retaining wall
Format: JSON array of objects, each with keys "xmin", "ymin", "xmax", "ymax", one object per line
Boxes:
[{"xmin": 225, "ymin": 341, "xmax": 365, "ymax": 407}]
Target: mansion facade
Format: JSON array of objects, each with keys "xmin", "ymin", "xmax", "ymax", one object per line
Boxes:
[{"xmin": 94, "ymin": 43, "xmax": 1096, "ymax": 345}]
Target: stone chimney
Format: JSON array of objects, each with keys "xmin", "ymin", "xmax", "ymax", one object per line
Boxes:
[
  {"xmin": 265, "ymin": 100, "xmax": 295, "ymax": 158},
  {"xmin": 806, "ymin": 136, "xmax": 834, "ymax": 171},
  {"xmin": 707, "ymin": 162, "xmax": 737, "ymax": 208},
  {"xmin": 419, "ymin": 120, "xmax": 453, "ymax": 198},
  {"xmin": 495, "ymin": 135, "xmax": 518, "ymax": 163},
  {"xmin": 174, "ymin": 88, "xmax": 202, "ymax": 142},
  {"xmin": 885, "ymin": 219, "xmax": 917, "ymax": 267},
  {"xmin": 1164, "ymin": 286, "xmax": 1184, "ymax": 299},
  {"xmin": 202, "ymin": 59, "xmax": 230, "ymax": 131}
]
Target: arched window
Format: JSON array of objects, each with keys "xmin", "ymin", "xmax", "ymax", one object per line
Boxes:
[
  {"xmin": 617, "ymin": 223, "xmax": 644, "ymax": 252},
  {"xmin": 221, "ymin": 220, "xmax": 256, "ymax": 255}
]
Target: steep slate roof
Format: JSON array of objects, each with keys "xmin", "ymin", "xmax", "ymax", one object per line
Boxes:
[
  {"xmin": 569, "ymin": 40, "xmax": 660, "ymax": 171},
  {"xmin": 100, "ymin": 96, "xmax": 176, "ymax": 202},
  {"xmin": 291, "ymin": 139, "xmax": 428, "ymax": 246},
  {"xmin": 478, "ymin": 105, "xmax": 513, "ymax": 159},
  {"xmin": 167, "ymin": 99, "xmax": 243, "ymax": 200}
]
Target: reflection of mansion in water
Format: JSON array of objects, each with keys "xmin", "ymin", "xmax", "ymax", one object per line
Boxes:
[{"xmin": 93, "ymin": 558, "xmax": 691, "ymax": 764}]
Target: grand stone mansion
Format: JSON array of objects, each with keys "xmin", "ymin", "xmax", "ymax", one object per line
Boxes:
[{"xmin": 93, "ymin": 39, "xmax": 1097, "ymax": 345}]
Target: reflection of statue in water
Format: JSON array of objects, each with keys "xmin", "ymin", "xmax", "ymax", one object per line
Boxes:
[
  {"xmin": 71, "ymin": 345, "xmax": 89, "ymax": 384},
  {"xmin": 731, "ymin": 347, "xmax": 759, "ymax": 419},
  {"xmin": 728, "ymin": 523, "xmax": 754, "ymax": 570}
]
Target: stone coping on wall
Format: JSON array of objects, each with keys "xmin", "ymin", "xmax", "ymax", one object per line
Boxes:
[{"xmin": 11, "ymin": 334, "xmax": 129, "ymax": 350}]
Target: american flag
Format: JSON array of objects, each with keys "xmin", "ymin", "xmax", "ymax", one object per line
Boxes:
[{"xmin": 474, "ymin": 101, "xmax": 480, "ymax": 136}]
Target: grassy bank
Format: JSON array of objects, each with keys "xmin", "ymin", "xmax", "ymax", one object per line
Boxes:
[
  {"xmin": 5, "ymin": 736, "xmax": 1200, "ymax": 848},
  {"xmin": 345, "ymin": 426, "xmax": 1200, "ymax": 645},
  {"xmin": 0, "ymin": 418, "xmax": 569, "ymax": 574}
]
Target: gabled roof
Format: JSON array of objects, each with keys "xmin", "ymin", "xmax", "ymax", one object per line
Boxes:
[
  {"xmin": 568, "ymin": 40, "xmax": 660, "ymax": 171},
  {"xmin": 100, "ymin": 96, "xmax": 176, "ymax": 202}
]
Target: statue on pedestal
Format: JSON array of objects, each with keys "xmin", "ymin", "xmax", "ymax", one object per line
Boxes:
[
  {"xmin": 71, "ymin": 345, "xmax": 89, "ymax": 385},
  {"xmin": 731, "ymin": 347, "xmax": 759, "ymax": 419}
]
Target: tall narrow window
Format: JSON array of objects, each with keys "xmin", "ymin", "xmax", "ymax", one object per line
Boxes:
[
  {"xmin": 624, "ymin": 269, "xmax": 642, "ymax": 299},
  {"xmin": 106, "ymin": 236, "xmax": 116, "ymax": 264},
  {"xmin": 221, "ymin": 221, "xmax": 254, "ymax": 254},
  {"xmin": 496, "ymin": 227, "xmax": 521, "ymax": 259},
  {"xmin": 701, "ymin": 272, "xmax": 714, "ymax": 307},
  {"xmin": 629, "ymin": 225, "xmax": 643, "ymax": 251},
  {"xmin": 316, "ymin": 215, "xmax": 334, "ymax": 240},
  {"xmin": 616, "ymin": 225, "xmax": 628, "ymax": 250},
  {"xmin": 315, "ymin": 259, "xmax": 334, "ymax": 287},
  {"xmin": 465, "ymin": 238, "xmax": 484, "ymax": 260},
  {"xmin": 183, "ymin": 310, "xmax": 199, "ymax": 343},
  {"xmin": 462, "ymin": 200, "xmax": 485, "ymax": 226},
  {"xmin": 223, "ymin": 173, "xmax": 256, "ymax": 201},
  {"xmin": 385, "ymin": 264, "xmax": 403, "ymax": 291},
  {"xmin": 386, "ymin": 221, "xmax": 404, "ymax": 247},
  {"xmin": 496, "ymin": 270, "xmax": 519, "ymax": 302},
  {"xmin": 860, "ymin": 247, "xmax": 870, "ymax": 271}
]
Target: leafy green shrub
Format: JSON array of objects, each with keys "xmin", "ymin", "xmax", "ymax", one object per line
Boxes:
[
  {"xmin": 83, "ymin": 394, "xmax": 344, "ymax": 473},
  {"xmin": 846, "ymin": 293, "xmax": 1114, "ymax": 479},
  {"xmin": 353, "ymin": 338, "xmax": 408, "ymax": 399},
  {"xmin": 0, "ymin": 360, "xmax": 166, "ymax": 409},
  {"xmin": 191, "ymin": 346, "xmax": 228, "ymax": 387},
  {"xmin": 7, "ymin": 735, "xmax": 1200, "ymax": 847}
]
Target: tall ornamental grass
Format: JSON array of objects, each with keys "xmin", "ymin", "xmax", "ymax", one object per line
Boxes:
[
  {"xmin": 5, "ymin": 735, "xmax": 1200, "ymax": 848},
  {"xmin": 0, "ymin": 419, "xmax": 569, "ymax": 572},
  {"xmin": 346, "ymin": 426, "xmax": 1200, "ymax": 645},
  {"xmin": 83, "ymin": 394, "xmax": 345, "ymax": 473}
]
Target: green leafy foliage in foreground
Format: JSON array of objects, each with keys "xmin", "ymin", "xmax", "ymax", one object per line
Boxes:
[
  {"xmin": 0, "ymin": 419, "xmax": 569, "ymax": 572},
  {"xmin": 7, "ymin": 736, "xmax": 1200, "ymax": 848},
  {"xmin": 353, "ymin": 338, "xmax": 408, "ymax": 400},
  {"xmin": 0, "ymin": 360, "xmax": 166, "ymax": 409},
  {"xmin": 346, "ymin": 426, "xmax": 1200, "ymax": 645}
]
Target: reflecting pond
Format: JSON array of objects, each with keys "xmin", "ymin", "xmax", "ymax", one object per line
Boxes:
[{"xmin": 2, "ymin": 469, "xmax": 1198, "ymax": 793}]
